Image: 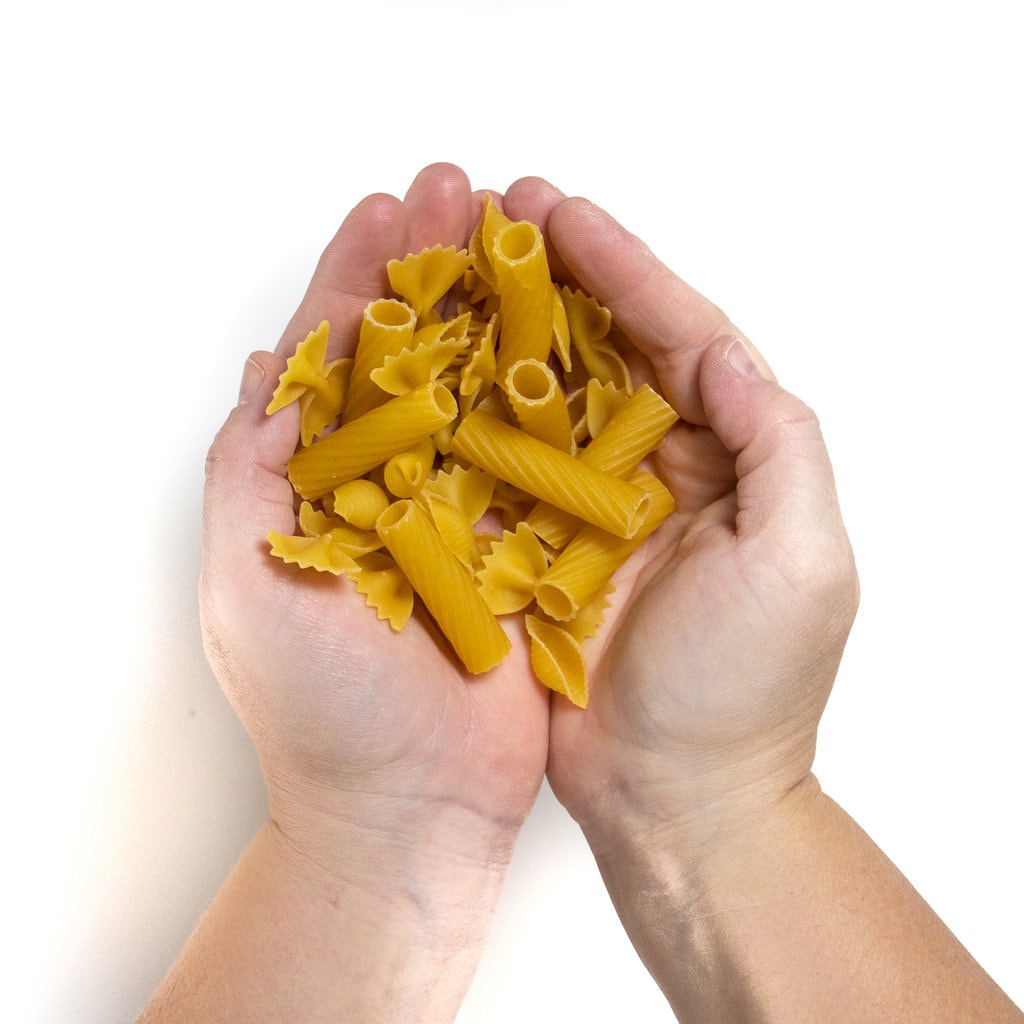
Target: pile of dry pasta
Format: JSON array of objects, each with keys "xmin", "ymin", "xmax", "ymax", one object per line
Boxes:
[{"xmin": 265, "ymin": 196, "xmax": 678, "ymax": 707}]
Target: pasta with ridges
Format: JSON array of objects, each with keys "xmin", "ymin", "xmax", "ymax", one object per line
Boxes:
[{"xmin": 264, "ymin": 201, "xmax": 680, "ymax": 704}]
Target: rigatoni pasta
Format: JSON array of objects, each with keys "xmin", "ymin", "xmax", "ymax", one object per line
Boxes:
[
  {"xmin": 376, "ymin": 499, "xmax": 511, "ymax": 675},
  {"xmin": 263, "ymin": 199, "xmax": 680, "ymax": 704},
  {"xmin": 287, "ymin": 381, "xmax": 456, "ymax": 500}
]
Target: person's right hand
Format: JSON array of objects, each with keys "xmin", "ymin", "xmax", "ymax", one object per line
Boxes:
[{"xmin": 503, "ymin": 177, "xmax": 860, "ymax": 851}]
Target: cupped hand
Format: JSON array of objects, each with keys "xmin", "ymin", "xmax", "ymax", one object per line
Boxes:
[
  {"xmin": 200, "ymin": 164, "xmax": 549, "ymax": 869},
  {"xmin": 503, "ymin": 178, "xmax": 859, "ymax": 845}
]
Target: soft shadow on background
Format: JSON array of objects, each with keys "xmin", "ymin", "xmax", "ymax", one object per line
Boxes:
[{"xmin": 4, "ymin": 2, "xmax": 1021, "ymax": 1021}]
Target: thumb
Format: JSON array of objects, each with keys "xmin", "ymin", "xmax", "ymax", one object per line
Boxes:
[
  {"xmin": 202, "ymin": 350, "xmax": 297, "ymax": 585},
  {"xmin": 699, "ymin": 336, "xmax": 850, "ymax": 560}
]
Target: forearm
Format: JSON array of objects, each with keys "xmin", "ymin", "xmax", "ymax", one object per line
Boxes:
[
  {"xmin": 586, "ymin": 776, "xmax": 1022, "ymax": 1024},
  {"xmin": 136, "ymin": 815, "xmax": 513, "ymax": 1023}
]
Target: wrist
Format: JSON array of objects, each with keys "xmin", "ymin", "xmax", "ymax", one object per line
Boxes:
[
  {"xmin": 578, "ymin": 774, "xmax": 827, "ymax": 1013},
  {"xmin": 566, "ymin": 737, "xmax": 818, "ymax": 867},
  {"xmin": 259, "ymin": 811, "xmax": 513, "ymax": 1021}
]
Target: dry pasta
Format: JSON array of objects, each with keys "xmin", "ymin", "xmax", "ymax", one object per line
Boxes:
[
  {"xmin": 263, "ymin": 201, "xmax": 683, "ymax": 704},
  {"xmin": 376, "ymin": 499, "xmax": 511, "ymax": 674},
  {"xmin": 451, "ymin": 410, "xmax": 651, "ymax": 540},
  {"xmin": 535, "ymin": 471, "xmax": 676, "ymax": 622},
  {"xmin": 504, "ymin": 358, "xmax": 575, "ymax": 453},
  {"xmin": 343, "ymin": 298, "xmax": 418, "ymax": 422},
  {"xmin": 266, "ymin": 320, "xmax": 352, "ymax": 447},
  {"xmin": 287, "ymin": 382, "xmax": 456, "ymax": 500}
]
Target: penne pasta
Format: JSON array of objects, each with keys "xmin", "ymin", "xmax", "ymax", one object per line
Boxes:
[{"xmin": 525, "ymin": 383, "xmax": 679, "ymax": 549}]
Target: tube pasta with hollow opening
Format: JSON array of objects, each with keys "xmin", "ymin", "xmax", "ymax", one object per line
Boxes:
[
  {"xmin": 525, "ymin": 383, "xmax": 679, "ymax": 548},
  {"xmin": 343, "ymin": 298, "xmax": 419, "ymax": 422},
  {"xmin": 264, "ymin": 201, "xmax": 682, "ymax": 700},
  {"xmin": 376, "ymin": 499, "xmax": 511, "ymax": 674},
  {"xmin": 534, "ymin": 471, "xmax": 675, "ymax": 621},
  {"xmin": 451, "ymin": 410, "xmax": 651, "ymax": 540},
  {"xmin": 491, "ymin": 219, "xmax": 554, "ymax": 384},
  {"xmin": 505, "ymin": 358, "xmax": 575, "ymax": 453},
  {"xmin": 287, "ymin": 382, "xmax": 456, "ymax": 500}
]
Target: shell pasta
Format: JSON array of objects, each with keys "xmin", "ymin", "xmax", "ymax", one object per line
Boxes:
[{"xmin": 264, "ymin": 201, "xmax": 680, "ymax": 703}]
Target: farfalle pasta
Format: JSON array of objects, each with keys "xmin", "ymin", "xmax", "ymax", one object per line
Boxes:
[{"xmin": 264, "ymin": 197, "xmax": 680, "ymax": 706}]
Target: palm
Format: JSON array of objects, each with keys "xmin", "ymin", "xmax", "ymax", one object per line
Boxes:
[
  {"xmin": 202, "ymin": 164, "xmax": 550, "ymax": 835},
  {"xmin": 233, "ymin": 476, "xmax": 548, "ymax": 820},
  {"xmin": 545, "ymin": 414, "xmax": 752, "ymax": 784}
]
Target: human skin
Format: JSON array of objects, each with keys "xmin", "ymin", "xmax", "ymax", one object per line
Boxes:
[
  {"xmin": 137, "ymin": 164, "xmax": 550, "ymax": 1023},
  {"xmin": 137, "ymin": 164, "xmax": 1022, "ymax": 1023},
  {"xmin": 502, "ymin": 176, "xmax": 1022, "ymax": 1022}
]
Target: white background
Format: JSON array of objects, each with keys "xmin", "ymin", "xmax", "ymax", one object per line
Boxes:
[{"xmin": 3, "ymin": 1, "xmax": 1021, "ymax": 1020}]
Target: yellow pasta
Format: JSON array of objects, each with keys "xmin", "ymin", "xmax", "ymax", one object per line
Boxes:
[
  {"xmin": 580, "ymin": 383, "xmax": 680, "ymax": 474},
  {"xmin": 346, "ymin": 551, "xmax": 415, "ymax": 630},
  {"xmin": 416, "ymin": 490, "xmax": 482, "ymax": 571},
  {"xmin": 382, "ymin": 437, "xmax": 437, "ymax": 498},
  {"xmin": 477, "ymin": 522, "xmax": 550, "ymax": 615},
  {"xmin": 505, "ymin": 358, "xmax": 575, "ymax": 453},
  {"xmin": 376, "ymin": 499, "xmax": 511, "ymax": 674},
  {"xmin": 490, "ymin": 219, "xmax": 555, "ymax": 385},
  {"xmin": 331, "ymin": 479, "xmax": 391, "ymax": 531},
  {"xmin": 387, "ymin": 243, "xmax": 472, "ymax": 321},
  {"xmin": 525, "ymin": 383, "xmax": 679, "ymax": 548},
  {"xmin": 343, "ymin": 298, "xmax": 418, "ymax": 422},
  {"xmin": 562, "ymin": 286, "xmax": 630, "ymax": 392},
  {"xmin": 534, "ymin": 471, "xmax": 676, "ymax": 621},
  {"xmin": 421, "ymin": 463, "xmax": 496, "ymax": 525},
  {"xmin": 267, "ymin": 530, "xmax": 360, "ymax": 576},
  {"xmin": 287, "ymin": 382, "xmax": 456, "ymax": 500},
  {"xmin": 452, "ymin": 410, "xmax": 651, "ymax": 540},
  {"xmin": 265, "ymin": 203, "xmax": 682, "ymax": 693},
  {"xmin": 370, "ymin": 334, "xmax": 470, "ymax": 397},
  {"xmin": 525, "ymin": 614, "xmax": 588, "ymax": 708},
  {"xmin": 585, "ymin": 378, "xmax": 631, "ymax": 441},
  {"xmin": 265, "ymin": 320, "xmax": 352, "ymax": 447}
]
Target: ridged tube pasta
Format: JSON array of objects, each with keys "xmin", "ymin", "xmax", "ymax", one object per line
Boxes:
[
  {"xmin": 526, "ymin": 383, "xmax": 679, "ymax": 548},
  {"xmin": 288, "ymin": 383, "xmax": 456, "ymax": 500},
  {"xmin": 505, "ymin": 358, "xmax": 574, "ymax": 452},
  {"xmin": 534, "ymin": 472, "xmax": 676, "ymax": 621},
  {"xmin": 578, "ymin": 383, "xmax": 679, "ymax": 475},
  {"xmin": 491, "ymin": 220, "xmax": 554, "ymax": 385},
  {"xmin": 451, "ymin": 410, "xmax": 651, "ymax": 540},
  {"xmin": 343, "ymin": 298, "xmax": 418, "ymax": 422},
  {"xmin": 375, "ymin": 499, "xmax": 511, "ymax": 675}
]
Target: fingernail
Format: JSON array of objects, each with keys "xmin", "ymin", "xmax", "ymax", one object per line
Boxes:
[
  {"xmin": 238, "ymin": 355, "xmax": 265, "ymax": 404},
  {"xmin": 724, "ymin": 336, "xmax": 766, "ymax": 380}
]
